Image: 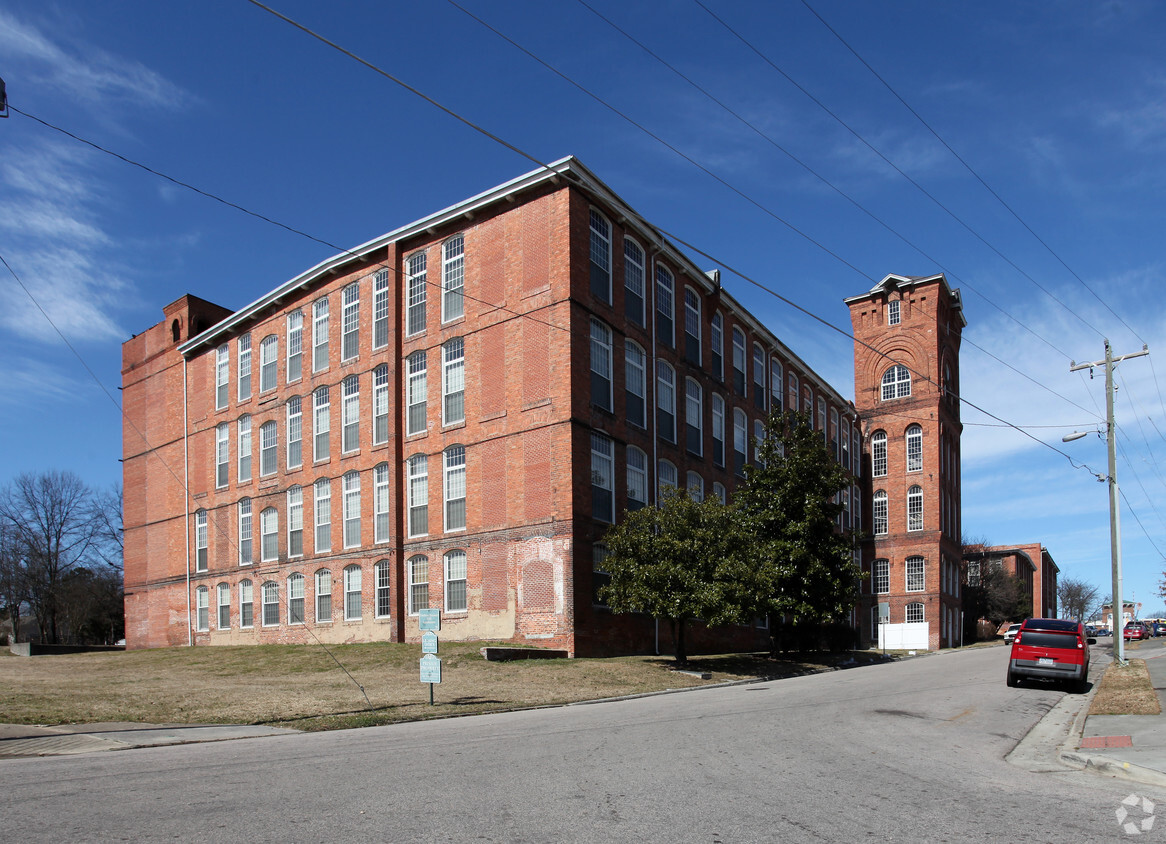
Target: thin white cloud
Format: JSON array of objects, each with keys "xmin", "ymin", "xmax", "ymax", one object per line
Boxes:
[{"xmin": 0, "ymin": 356, "xmax": 87, "ymax": 406}]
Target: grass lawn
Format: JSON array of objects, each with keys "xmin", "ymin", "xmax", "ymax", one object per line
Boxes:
[{"xmin": 0, "ymin": 643, "xmax": 884, "ymax": 731}]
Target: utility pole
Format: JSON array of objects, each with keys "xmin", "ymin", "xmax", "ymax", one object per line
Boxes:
[{"xmin": 1070, "ymin": 339, "xmax": 1148, "ymax": 666}]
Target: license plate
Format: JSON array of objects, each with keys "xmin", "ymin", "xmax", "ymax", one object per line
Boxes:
[{"xmin": 1038, "ymin": 658, "xmax": 1054, "ymax": 666}]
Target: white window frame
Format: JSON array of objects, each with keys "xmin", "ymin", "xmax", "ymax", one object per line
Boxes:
[
  {"xmin": 752, "ymin": 343, "xmax": 766, "ymax": 409},
  {"xmin": 239, "ymin": 580, "xmax": 253, "ymax": 629},
  {"xmin": 259, "ymin": 335, "xmax": 277, "ymax": 393},
  {"xmin": 590, "ymin": 319, "xmax": 613, "ymax": 412},
  {"xmin": 312, "ymin": 297, "xmax": 329, "ymax": 372},
  {"xmin": 215, "ymin": 345, "xmax": 229, "ymax": 410},
  {"xmin": 260, "ymin": 420, "xmax": 277, "ymax": 477},
  {"xmin": 288, "ymin": 572, "xmax": 305, "ymax": 625},
  {"xmin": 657, "ymin": 459, "xmax": 677, "ymax": 498},
  {"xmin": 342, "ymin": 375, "xmax": 360, "ymax": 454},
  {"xmin": 314, "ymin": 386, "xmax": 330, "ymax": 462},
  {"xmin": 442, "ymin": 234, "xmax": 465, "ymax": 322},
  {"xmin": 626, "ymin": 445, "xmax": 648, "ymax": 509},
  {"xmin": 655, "ymin": 264, "xmax": 674, "ymax": 347},
  {"xmin": 237, "ymin": 334, "xmax": 252, "ymax": 401},
  {"xmin": 195, "ymin": 509, "xmax": 208, "ymax": 572},
  {"xmin": 373, "ymin": 364, "xmax": 389, "ymax": 445},
  {"xmin": 906, "ymin": 602, "xmax": 924, "ymax": 624},
  {"xmin": 873, "ymin": 490, "xmax": 888, "ymax": 536},
  {"xmin": 906, "ymin": 424, "xmax": 923, "ymax": 472},
  {"xmin": 238, "ymin": 498, "xmax": 252, "ymax": 566},
  {"xmin": 408, "ymin": 454, "xmax": 428, "ymax": 538},
  {"xmin": 406, "ymin": 351, "xmax": 427, "ymax": 436},
  {"xmin": 873, "ymin": 559, "xmax": 889, "ymax": 594},
  {"xmin": 710, "ymin": 311, "xmax": 724, "ymax": 380},
  {"xmin": 683, "ymin": 286, "xmax": 701, "ymax": 365},
  {"xmin": 443, "ymin": 338, "xmax": 466, "ymax": 425},
  {"xmin": 888, "ymin": 299, "xmax": 901, "ymax": 326},
  {"xmin": 906, "ymin": 556, "xmax": 925, "ymax": 592},
  {"xmin": 343, "ymin": 470, "xmax": 361, "ymax": 549},
  {"xmin": 589, "ymin": 209, "xmax": 612, "ymax": 304},
  {"xmin": 286, "ymin": 397, "xmax": 302, "ymax": 470},
  {"xmin": 871, "ymin": 431, "xmax": 888, "ymax": 478},
  {"xmin": 444, "ymin": 550, "xmax": 468, "ymax": 614},
  {"xmin": 686, "ymin": 471, "xmax": 704, "ymax": 502},
  {"xmin": 656, "ymin": 360, "xmax": 676, "ymax": 443},
  {"xmin": 881, "ymin": 364, "xmax": 912, "ymax": 400},
  {"xmin": 217, "ymin": 582, "xmax": 230, "ymax": 629},
  {"xmin": 685, "ymin": 377, "xmax": 703, "ymax": 457},
  {"xmin": 406, "ymin": 251, "xmax": 427, "ymax": 336},
  {"xmin": 341, "ymin": 282, "xmax": 360, "ymax": 362},
  {"xmin": 287, "ymin": 309, "xmax": 303, "ymax": 383},
  {"xmin": 314, "ymin": 478, "xmax": 331, "ymax": 553},
  {"xmin": 590, "ymin": 432, "xmax": 614, "ymax": 523},
  {"xmin": 624, "ymin": 339, "xmax": 646, "ymax": 428},
  {"xmin": 711, "ymin": 393, "xmax": 725, "ymax": 468},
  {"xmin": 195, "ymin": 585, "xmax": 209, "ymax": 632},
  {"xmin": 260, "ymin": 507, "xmax": 278, "ymax": 562},
  {"xmin": 375, "ymin": 560, "xmax": 392, "ymax": 618},
  {"xmin": 408, "ymin": 555, "xmax": 429, "ymax": 615},
  {"xmin": 315, "ymin": 569, "xmax": 332, "ymax": 623},
  {"xmin": 624, "ymin": 237, "xmax": 645, "ymax": 325},
  {"xmin": 907, "ymin": 484, "xmax": 923, "ymax": 532},
  {"xmin": 770, "ymin": 357, "xmax": 783, "ymax": 411},
  {"xmin": 444, "ymin": 445, "xmax": 466, "ymax": 532},
  {"xmin": 373, "ymin": 269, "xmax": 390, "ymax": 350},
  {"xmin": 344, "ymin": 564, "xmax": 362, "ymax": 621},
  {"xmin": 215, "ymin": 423, "xmax": 229, "ymax": 489},
  {"xmin": 287, "ymin": 485, "xmax": 303, "ymax": 558}
]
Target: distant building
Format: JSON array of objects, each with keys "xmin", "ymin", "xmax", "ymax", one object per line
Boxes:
[
  {"xmin": 963, "ymin": 543, "xmax": 1060, "ymax": 619},
  {"xmin": 1102, "ymin": 600, "xmax": 1141, "ymax": 630}
]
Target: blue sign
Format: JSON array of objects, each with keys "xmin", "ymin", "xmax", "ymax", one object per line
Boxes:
[
  {"xmin": 418, "ymin": 609, "xmax": 441, "ymax": 631},
  {"xmin": 419, "ymin": 653, "xmax": 442, "ymax": 684},
  {"xmin": 421, "ymin": 631, "xmax": 438, "ymax": 654}
]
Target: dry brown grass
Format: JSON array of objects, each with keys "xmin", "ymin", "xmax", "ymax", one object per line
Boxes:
[
  {"xmin": 0, "ymin": 643, "xmax": 879, "ymax": 731},
  {"xmin": 1089, "ymin": 658, "xmax": 1162, "ymax": 716}
]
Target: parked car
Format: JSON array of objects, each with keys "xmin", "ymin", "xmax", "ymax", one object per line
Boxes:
[
  {"xmin": 1153, "ymin": 622, "xmax": 1166, "ymax": 637},
  {"xmin": 1007, "ymin": 617, "xmax": 1095, "ymax": 692},
  {"xmin": 1003, "ymin": 623, "xmax": 1022, "ymax": 645},
  {"xmin": 1124, "ymin": 621, "xmax": 1149, "ymax": 641}
]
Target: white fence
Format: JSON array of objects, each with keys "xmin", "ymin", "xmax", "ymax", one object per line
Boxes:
[{"xmin": 878, "ymin": 621, "xmax": 930, "ymax": 651}]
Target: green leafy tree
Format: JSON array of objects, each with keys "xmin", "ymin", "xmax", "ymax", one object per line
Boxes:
[
  {"xmin": 599, "ymin": 489, "xmax": 751, "ymax": 664},
  {"xmin": 734, "ymin": 411, "xmax": 859, "ymax": 645}
]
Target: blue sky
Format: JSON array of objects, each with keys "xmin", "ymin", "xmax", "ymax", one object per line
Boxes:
[{"xmin": 2, "ymin": 1, "xmax": 1164, "ymax": 616}]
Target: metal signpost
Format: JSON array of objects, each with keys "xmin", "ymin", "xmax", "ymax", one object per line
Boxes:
[{"xmin": 418, "ymin": 609, "xmax": 441, "ymax": 704}]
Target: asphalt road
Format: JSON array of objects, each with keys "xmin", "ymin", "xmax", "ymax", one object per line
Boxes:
[{"xmin": 1, "ymin": 643, "xmax": 1159, "ymax": 842}]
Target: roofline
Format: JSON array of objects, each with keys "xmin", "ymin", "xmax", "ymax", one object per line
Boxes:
[{"xmin": 843, "ymin": 272, "xmax": 968, "ymax": 329}]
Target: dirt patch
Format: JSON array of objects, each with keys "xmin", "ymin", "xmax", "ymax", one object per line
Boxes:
[{"xmin": 1089, "ymin": 659, "xmax": 1162, "ymax": 716}]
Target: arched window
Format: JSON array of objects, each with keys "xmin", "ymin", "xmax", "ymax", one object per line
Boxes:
[
  {"xmin": 262, "ymin": 580, "xmax": 279, "ymax": 626},
  {"xmin": 344, "ymin": 564, "xmax": 362, "ymax": 620},
  {"xmin": 288, "ymin": 572, "xmax": 305, "ymax": 624},
  {"xmin": 625, "ymin": 339, "xmax": 646, "ymax": 428},
  {"xmin": 372, "ymin": 365, "xmax": 389, "ymax": 445},
  {"xmin": 343, "ymin": 470, "xmax": 361, "ymax": 548},
  {"xmin": 712, "ymin": 482, "xmax": 727, "ymax": 504},
  {"xmin": 658, "ymin": 460, "xmax": 677, "ymax": 498},
  {"xmin": 871, "ymin": 431, "xmax": 887, "ymax": 477},
  {"xmin": 374, "ymin": 463, "xmax": 390, "ymax": 543},
  {"xmin": 406, "ymin": 251, "xmax": 427, "ymax": 336},
  {"xmin": 656, "ymin": 361, "xmax": 676, "ymax": 443},
  {"xmin": 872, "ymin": 491, "xmax": 888, "ymax": 536},
  {"xmin": 287, "ymin": 485, "xmax": 303, "ymax": 557},
  {"xmin": 195, "ymin": 586, "xmax": 209, "ymax": 632},
  {"xmin": 260, "ymin": 335, "xmax": 278, "ymax": 392},
  {"xmin": 683, "ymin": 287, "xmax": 701, "ymax": 365},
  {"xmin": 627, "ymin": 445, "xmax": 648, "ymax": 510},
  {"xmin": 260, "ymin": 506, "xmax": 278, "ymax": 561},
  {"xmin": 589, "ymin": 209, "xmax": 612, "ymax": 303},
  {"xmin": 624, "ymin": 238, "xmax": 645, "ymax": 326},
  {"xmin": 375, "ymin": 560, "xmax": 392, "ymax": 618},
  {"xmin": 732, "ymin": 408, "xmax": 747, "ymax": 476},
  {"xmin": 907, "ymin": 485, "xmax": 923, "ymax": 531},
  {"xmin": 590, "ymin": 433, "xmax": 614, "ymax": 523},
  {"xmin": 686, "ymin": 471, "xmax": 704, "ymax": 502},
  {"xmin": 906, "ymin": 424, "xmax": 923, "ymax": 472},
  {"xmin": 442, "ymin": 337, "xmax": 465, "ymax": 424},
  {"xmin": 406, "ymin": 351, "xmax": 427, "ymax": 436},
  {"xmin": 655, "ymin": 264, "xmax": 674, "ymax": 346},
  {"xmin": 315, "ymin": 569, "xmax": 332, "ymax": 622},
  {"xmin": 217, "ymin": 583, "xmax": 230, "ymax": 629},
  {"xmin": 194, "ymin": 509, "xmax": 208, "ymax": 571},
  {"xmin": 444, "ymin": 445, "xmax": 466, "ymax": 532},
  {"xmin": 444, "ymin": 550, "xmax": 468, "ymax": 613},
  {"xmin": 239, "ymin": 580, "xmax": 253, "ymax": 628},
  {"xmin": 408, "ymin": 555, "xmax": 429, "ymax": 614},
  {"xmin": 238, "ymin": 498, "xmax": 252, "ymax": 565},
  {"xmin": 260, "ymin": 421, "xmax": 277, "ymax": 476},
  {"xmin": 881, "ymin": 364, "xmax": 911, "ymax": 400},
  {"xmin": 342, "ymin": 374, "xmax": 360, "ymax": 453},
  {"xmin": 442, "ymin": 234, "xmax": 465, "ymax": 322},
  {"xmin": 341, "ymin": 282, "xmax": 360, "ymax": 361},
  {"xmin": 407, "ymin": 454, "xmax": 428, "ymax": 537},
  {"xmin": 590, "ymin": 319, "xmax": 613, "ymax": 412}
]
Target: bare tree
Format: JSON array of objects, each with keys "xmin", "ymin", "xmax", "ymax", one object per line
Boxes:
[
  {"xmin": 1057, "ymin": 576, "xmax": 1101, "ymax": 622},
  {"xmin": 90, "ymin": 483, "xmax": 124, "ymax": 573},
  {"xmin": 0, "ymin": 522, "xmax": 29, "ymax": 643}
]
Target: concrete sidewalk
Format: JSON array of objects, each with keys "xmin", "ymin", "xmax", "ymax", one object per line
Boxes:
[{"xmin": 0, "ymin": 722, "xmax": 298, "ymax": 758}]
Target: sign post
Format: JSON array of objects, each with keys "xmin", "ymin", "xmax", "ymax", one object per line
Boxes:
[{"xmin": 418, "ymin": 609, "xmax": 441, "ymax": 705}]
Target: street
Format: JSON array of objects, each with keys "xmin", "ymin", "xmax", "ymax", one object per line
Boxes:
[{"xmin": 1, "ymin": 642, "xmax": 1159, "ymax": 842}]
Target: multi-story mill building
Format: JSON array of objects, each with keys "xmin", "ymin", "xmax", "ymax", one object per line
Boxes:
[{"xmin": 122, "ymin": 157, "xmax": 971, "ymax": 655}]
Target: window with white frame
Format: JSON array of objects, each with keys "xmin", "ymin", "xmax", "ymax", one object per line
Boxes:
[
  {"xmin": 312, "ymin": 297, "xmax": 329, "ymax": 372},
  {"xmin": 443, "ymin": 235, "xmax": 465, "ymax": 322},
  {"xmin": 731, "ymin": 328, "xmax": 746, "ymax": 397},
  {"xmin": 873, "ymin": 490, "xmax": 888, "ymax": 536},
  {"xmin": 853, "ymin": 430, "xmax": 862, "ymax": 478},
  {"xmin": 803, "ymin": 386, "xmax": 813, "ymax": 420},
  {"xmin": 260, "ymin": 420, "xmax": 277, "ymax": 476},
  {"xmin": 906, "ymin": 555, "xmax": 925, "ymax": 592},
  {"xmin": 238, "ymin": 498, "xmax": 252, "ymax": 565},
  {"xmin": 712, "ymin": 482, "xmax": 726, "ymax": 504},
  {"xmin": 287, "ymin": 309, "xmax": 303, "ymax": 382},
  {"xmin": 830, "ymin": 408, "xmax": 840, "ymax": 459},
  {"xmin": 686, "ymin": 471, "xmax": 704, "ymax": 502},
  {"xmin": 287, "ymin": 485, "xmax": 303, "ymax": 557},
  {"xmin": 787, "ymin": 372, "xmax": 798, "ymax": 414},
  {"xmin": 195, "ymin": 585, "xmax": 209, "ymax": 631},
  {"xmin": 626, "ymin": 445, "xmax": 648, "ymax": 511},
  {"xmin": 406, "ymin": 251, "xmax": 427, "ymax": 336},
  {"xmin": 314, "ymin": 387, "xmax": 330, "ymax": 461},
  {"xmin": 239, "ymin": 579, "xmax": 253, "ymax": 628},
  {"xmin": 445, "ymin": 550, "xmax": 468, "ymax": 613},
  {"xmin": 656, "ymin": 264, "xmax": 674, "ymax": 347},
  {"xmin": 590, "ymin": 319, "xmax": 613, "ymax": 412},
  {"xmin": 656, "ymin": 360, "xmax": 676, "ymax": 443},
  {"xmin": 375, "ymin": 560, "xmax": 391, "ymax": 618},
  {"xmin": 906, "ymin": 602, "xmax": 924, "ymax": 624},
  {"xmin": 752, "ymin": 344, "xmax": 766, "ymax": 410},
  {"xmin": 443, "ymin": 338, "xmax": 465, "ymax": 425},
  {"xmin": 770, "ymin": 357, "xmax": 783, "ymax": 411},
  {"xmin": 711, "ymin": 393, "xmax": 725, "ymax": 468},
  {"xmin": 753, "ymin": 419, "xmax": 765, "ymax": 466},
  {"xmin": 341, "ymin": 375, "xmax": 360, "ymax": 454},
  {"xmin": 841, "ymin": 418, "xmax": 850, "ymax": 470},
  {"xmin": 260, "ymin": 335, "xmax": 277, "ymax": 392},
  {"xmin": 685, "ymin": 378, "xmax": 703, "ymax": 456},
  {"xmin": 342, "ymin": 283, "xmax": 360, "ymax": 361},
  {"xmin": 625, "ymin": 339, "xmax": 646, "ymax": 428},
  {"xmin": 260, "ymin": 506, "xmax": 278, "ymax": 562},
  {"xmin": 683, "ymin": 287, "xmax": 701, "ymax": 365},
  {"xmin": 408, "ymin": 555, "xmax": 429, "ymax": 614},
  {"xmin": 195, "ymin": 509, "xmax": 208, "ymax": 571},
  {"xmin": 853, "ymin": 486, "xmax": 861, "ymax": 533},
  {"xmin": 444, "ymin": 446, "xmax": 466, "ymax": 532},
  {"xmin": 881, "ymin": 364, "xmax": 911, "ymax": 400},
  {"xmin": 711, "ymin": 312, "xmax": 724, "ymax": 380},
  {"xmin": 262, "ymin": 581, "xmax": 279, "ymax": 626},
  {"xmin": 373, "ymin": 269, "xmax": 390, "ymax": 350},
  {"xmin": 406, "ymin": 351, "xmax": 427, "ymax": 436},
  {"xmin": 624, "ymin": 238, "xmax": 645, "ymax": 325},
  {"xmin": 315, "ymin": 568, "xmax": 332, "ymax": 622},
  {"xmin": 591, "ymin": 432, "xmax": 614, "ymax": 523},
  {"xmin": 888, "ymin": 299, "xmax": 901, "ymax": 326},
  {"xmin": 871, "ymin": 431, "xmax": 887, "ymax": 477},
  {"xmin": 589, "ymin": 210, "xmax": 612, "ymax": 304},
  {"xmin": 374, "ymin": 463, "xmax": 390, "ymax": 543},
  {"xmin": 407, "ymin": 454, "xmax": 428, "ymax": 537},
  {"xmin": 907, "ymin": 485, "xmax": 923, "ymax": 531},
  {"xmin": 818, "ymin": 398, "xmax": 827, "ymax": 439},
  {"xmin": 343, "ymin": 470, "xmax": 361, "ymax": 548},
  {"xmin": 344, "ymin": 564, "xmax": 362, "ymax": 620},
  {"xmin": 279, "ymin": 400, "xmax": 299, "ymax": 472},
  {"xmin": 873, "ymin": 559, "xmax": 889, "ymax": 594},
  {"xmin": 217, "ymin": 582, "xmax": 230, "ymax": 629},
  {"xmin": 215, "ymin": 423, "xmax": 229, "ymax": 488},
  {"xmin": 238, "ymin": 334, "xmax": 252, "ymax": 401},
  {"xmin": 658, "ymin": 459, "xmax": 677, "ymax": 498},
  {"xmin": 288, "ymin": 573, "xmax": 305, "ymax": 624},
  {"xmin": 314, "ymin": 478, "xmax": 331, "ymax": 553},
  {"xmin": 906, "ymin": 424, "xmax": 922, "ymax": 472},
  {"xmin": 215, "ymin": 345, "xmax": 229, "ymax": 410},
  {"xmin": 372, "ymin": 365, "xmax": 389, "ymax": 445},
  {"xmin": 733, "ymin": 408, "xmax": 747, "ymax": 477}
]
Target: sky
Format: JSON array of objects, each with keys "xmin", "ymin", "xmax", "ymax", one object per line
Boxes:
[{"xmin": 1, "ymin": 0, "xmax": 1164, "ymax": 617}]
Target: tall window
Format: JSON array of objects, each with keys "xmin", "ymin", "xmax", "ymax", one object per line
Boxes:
[
  {"xmin": 907, "ymin": 485, "xmax": 923, "ymax": 531},
  {"xmin": 686, "ymin": 471, "xmax": 704, "ymax": 502},
  {"xmin": 731, "ymin": 328, "xmax": 746, "ymax": 397},
  {"xmin": 442, "ymin": 234, "xmax": 465, "ymax": 321},
  {"xmin": 853, "ymin": 487, "xmax": 861, "ymax": 532},
  {"xmin": 238, "ymin": 498, "xmax": 252, "ymax": 565},
  {"xmin": 589, "ymin": 210, "xmax": 611, "ymax": 303},
  {"xmin": 408, "ymin": 555, "xmax": 429, "ymax": 614},
  {"xmin": 312, "ymin": 297, "xmax": 329, "ymax": 372},
  {"xmin": 260, "ymin": 420, "xmax": 277, "ymax": 476},
  {"xmin": 342, "ymin": 283, "xmax": 360, "ymax": 361},
  {"xmin": 592, "ymin": 543, "xmax": 610, "ymax": 605},
  {"xmin": 342, "ymin": 375, "xmax": 360, "ymax": 453},
  {"xmin": 442, "ymin": 338, "xmax": 465, "ymax": 425},
  {"xmin": 655, "ymin": 265, "xmax": 674, "ymax": 347},
  {"xmin": 286, "ymin": 398, "xmax": 302, "ymax": 470},
  {"xmin": 444, "ymin": 550, "xmax": 468, "ymax": 613},
  {"xmin": 215, "ymin": 423, "xmax": 229, "ymax": 488},
  {"xmin": 656, "ymin": 361, "xmax": 675, "ymax": 443},
  {"xmin": 711, "ymin": 394, "xmax": 725, "ymax": 467},
  {"xmin": 375, "ymin": 560, "xmax": 391, "ymax": 618},
  {"xmin": 712, "ymin": 482, "xmax": 727, "ymax": 504},
  {"xmin": 287, "ymin": 309, "xmax": 303, "ymax": 382},
  {"xmin": 215, "ymin": 345, "xmax": 229, "ymax": 410},
  {"xmin": 194, "ymin": 509, "xmax": 207, "ymax": 571},
  {"xmin": 374, "ymin": 463, "xmax": 390, "ymax": 543},
  {"xmin": 314, "ymin": 387, "xmax": 330, "ymax": 462},
  {"xmin": 841, "ymin": 418, "xmax": 850, "ymax": 470},
  {"xmin": 217, "ymin": 583, "xmax": 230, "ymax": 629},
  {"xmin": 406, "ymin": 351, "xmax": 427, "ymax": 436},
  {"xmin": 314, "ymin": 478, "xmax": 331, "ymax": 553},
  {"xmin": 444, "ymin": 446, "xmax": 466, "ymax": 532},
  {"xmin": 373, "ymin": 269, "xmax": 389, "ymax": 350},
  {"xmin": 344, "ymin": 564, "xmax": 362, "ymax": 620},
  {"xmin": 315, "ymin": 569, "xmax": 332, "ymax": 622},
  {"xmin": 871, "ymin": 431, "xmax": 887, "ymax": 477},
  {"xmin": 906, "ymin": 602, "xmax": 924, "ymax": 624},
  {"xmin": 408, "ymin": 454, "xmax": 428, "ymax": 537},
  {"xmin": 906, "ymin": 556, "xmax": 925, "ymax": 592},
  {"xmin": 260, "ymin": 507, "xmax": 278, "ymax": 562},
  {"xmin": 343, "ymin": 471, "xmax": 361, "ymax": 548},
  {"xmin": 752, "ymin": 344, "xmax": 766, "ymax": 409},
  {"xmin": 873, "ymin": 559, "xmax": 889, "ymax": 594},
  {"xmin": 906, "ymin": 424, "xmax": 923, "ymax": 472},
  {"xmin": 406, "ymin": 251, "xmax": 427, "ymax": 336},
  {"xmin": 732, "ymin": 408, "xmax": 747, "ymax": 477},
  {"xmin": 624, "ymin": 238, "xmax": 645, "ymax": 325},
  {"xmin": 873, "ymin": 490, "xmax": 888, "ymax": 536},
  {"xmin": 288, "ymin": 573, "xmax": 305, "ymax": 624},
  {"xmin": 787, "ymin": 372, "xmax": 799, "ymax": 414},
  {"xmin": 238, "ymin": 334, "xmax": 252, "ymax": 401},
  {"xmin": 239, "ymin": 580, "xmax": 253, "ymax": 628},
  {"xmin": 685, "ymin": 378, "xmax": 703, "ymax": 456},
  {"xmin": 260, "ymin": 335, "xmax": 277, "ymax": 393},
  {"xmin": 888, "ymin": 299, "xmax": 901, "ymax": 326},
  {"xmin": 770, "ymin": 358, "xmax": 783, "ymax": 411},
  {"xmin": 627, "ymin": 446, "xmax": 648, "ymax": 511},
  {"xmin": 818, "ymin": 398, "xmax": 827, "ymax": 440},
  {"xmin": 658, "ymin": 459, "xmax": 677, "ymax": 498},
  {"xmin": 830, "ymin": 408, "xmax": 840, "ymax": 460},
  {"xmin": 590, "ymin": 319, "xmax": 612, "ymax": 412},
  {"xmin": 625, "ymin": 339, "xmax": 646, "ymax": 428},
  {"xmin": 287, "ymin": 485, "xmax": 303, "ymax": 558},
  {"xmin": 803, "ymin": 386, "xmax": 813, "ymax": 419},
  {"xmin": 591, "ymin": 433, "xmax": 614, "ymax": 523},
  {"xmin": 711, "ymin": 312, "xmax": 724, "ymax": 380},
  {"xmin": 881, "ymin": 364, "xmax": 911, "ymax": 400},
  {"xmin": 753, "ymin": 419, "xmax": 765, "ymax": 466},
  {"xmin": 683, "ymin": 287, "xmax": 701, "ymax": 365},
  {"xmin": 853, "ymin": 430, "xmax": 862, "ymax": 478},
  {"xmin": 372, "ymin": 365, "xmax": 390, "ymax": 445},
  {"xmin": 195, "ymin": 586, "xmax": 209, "ymax": 632}
]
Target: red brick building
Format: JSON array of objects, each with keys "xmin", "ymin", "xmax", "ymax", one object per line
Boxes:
[{"xmin": 964, "ymin": 543, "xmax": 1060, "ymax": 620}]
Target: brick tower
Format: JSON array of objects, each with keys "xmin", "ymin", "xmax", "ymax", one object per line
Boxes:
[{"xmin": 846, "ymin": 274, "xmax": 964, "ymax": 650}]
